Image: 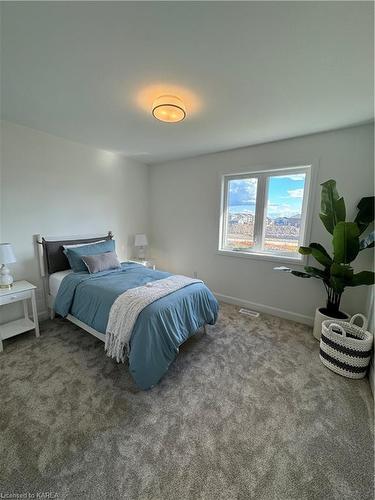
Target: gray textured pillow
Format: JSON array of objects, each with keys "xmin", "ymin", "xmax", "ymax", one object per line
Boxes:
[{"xmin": 81, "ymin": 251, "xmax": 121, "ymax": 274}]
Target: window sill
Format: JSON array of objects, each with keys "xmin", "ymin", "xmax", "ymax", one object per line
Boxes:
[{"xmin": 216, "ymin": 249, "xmax": 306, "ymax": 266}]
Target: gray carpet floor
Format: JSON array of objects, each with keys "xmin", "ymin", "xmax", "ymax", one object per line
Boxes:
[{"xmin": 0, "ymin": 302, "xmax": 373, "ymax": 500}]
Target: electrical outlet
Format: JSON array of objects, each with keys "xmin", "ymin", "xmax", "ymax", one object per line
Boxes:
[{"xmin": 193, "ymin": 271, "xmax": 198, "ymax": 278}]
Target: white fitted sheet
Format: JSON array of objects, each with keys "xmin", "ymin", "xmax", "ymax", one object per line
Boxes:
[{"xmin": 49, "ymin": 270, "xmax": 73, "ymax": 297}]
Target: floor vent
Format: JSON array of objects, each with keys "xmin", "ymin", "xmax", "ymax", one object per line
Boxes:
[{"xmin": 239, "ymin": 308, "xmax": 260, "ymax": 318}]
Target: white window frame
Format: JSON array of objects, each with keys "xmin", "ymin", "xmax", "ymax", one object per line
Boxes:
[{"xmin": 218, "ymin": 165, "xmax": 313, "ymax": 264}]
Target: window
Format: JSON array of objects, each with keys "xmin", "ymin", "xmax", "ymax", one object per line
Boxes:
[{"xmin": 219, "ymin": 166, "xmax": 311, "ymax": 261}]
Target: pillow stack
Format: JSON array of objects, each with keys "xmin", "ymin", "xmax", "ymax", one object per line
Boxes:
[{"xmin": 64, "ymin": 240, "xmax": 121, "ymax": 273}]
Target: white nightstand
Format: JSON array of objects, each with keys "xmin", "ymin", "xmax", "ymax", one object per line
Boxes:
[
  {"xmin": 0, "ymin": 280, "xmax": 40, "ymax": 352},
  {"xmin": 130, "ymin": 259, "xmax": 156, "ymax": 270}
]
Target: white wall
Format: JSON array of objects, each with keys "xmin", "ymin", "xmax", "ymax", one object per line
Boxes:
[
  {"xmin": 0, "ymin": 121, "xmax": 150, "ymax": 321},
  {"xmin": 1, "ymin": 121, "xmax": 373, "ymax": 326},
  {"xmin": 149, "ymin": 124, "xmax": 374, "ymax": 324}
]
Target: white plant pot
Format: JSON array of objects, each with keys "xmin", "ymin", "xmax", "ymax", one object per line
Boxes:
[{"xmin": 313, "ymin": 307, "xmax": 349, "ymax": 341}]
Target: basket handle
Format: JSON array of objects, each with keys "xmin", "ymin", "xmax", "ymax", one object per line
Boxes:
[
  {"xmin": 349, "ymin": 313, "xmax": 368, "ymax": 330},
  {"xmin": 328, "ymin": 323, "xmax": 347, "ymax": 338}
]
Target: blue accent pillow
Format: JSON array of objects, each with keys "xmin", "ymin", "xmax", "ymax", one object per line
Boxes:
[{"xmin": 64, "ymin": 240, "xmax": 116, "ymax": 272}]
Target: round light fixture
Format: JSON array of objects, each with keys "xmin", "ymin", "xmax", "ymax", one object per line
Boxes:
[{"xmin": 152, "ymin": 95, "xmax": 186, "ymax": 123}]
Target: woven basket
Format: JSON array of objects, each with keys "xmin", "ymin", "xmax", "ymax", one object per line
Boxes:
[{"xmin": 320, "ymin": 314, "xmax": 373, "ymax": 379}]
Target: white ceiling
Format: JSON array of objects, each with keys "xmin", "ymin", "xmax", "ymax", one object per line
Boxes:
[{"xmin": 1, "ymin": 2, "xmax": 373, "ymax": 164}]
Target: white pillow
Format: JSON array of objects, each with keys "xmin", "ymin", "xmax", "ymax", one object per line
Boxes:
[{"xmin": 63, "ymin": 240, "xmax": 106, "ymax": 250}]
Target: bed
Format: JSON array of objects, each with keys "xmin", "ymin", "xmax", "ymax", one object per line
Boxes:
[{"xmin": 37, "ymin": 232, "xmax": 219, "ymax": 389}]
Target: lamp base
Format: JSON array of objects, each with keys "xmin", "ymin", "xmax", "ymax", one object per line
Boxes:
[
  {"xmin": 138, "ymin": 247, "xmax": 146, "ymax": 260},
  {"xmin": 0, "ymin": 264, "xmax": 14, "ymax": 289}
]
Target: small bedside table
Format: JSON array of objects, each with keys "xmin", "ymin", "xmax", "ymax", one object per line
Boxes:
[
  {"xmin": 130, "ymin": 259, "xmax": 156, "ymax": 270},
  {"xmin": 0, "ymin": 280, "xmax": 40, "ymax": 352}
]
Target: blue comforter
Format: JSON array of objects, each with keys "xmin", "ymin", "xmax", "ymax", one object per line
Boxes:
[{"xmin": 54, "ymin": 262, "xmax": 219, "ymax": 389}]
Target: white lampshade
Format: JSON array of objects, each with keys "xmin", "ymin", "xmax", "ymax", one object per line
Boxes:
[
  {"xmin": 134, "ymin": 234, "xmax": 148, "ymax": 247},
  {"xmin": 0, "ymin": 243, "xmax": 16, "ymax": 264}
]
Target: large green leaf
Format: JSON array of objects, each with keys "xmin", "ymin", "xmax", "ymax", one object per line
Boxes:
[
  {"xmin": 290, "ymin": 270, "xmax": 313, "ymax": 278},
  {"xmin": 299, "ymin": 243, "xmax": 332, "ymax": 267},
  {"xmin": 274, "ymin": 266, "xmax": 324, "ymax": 279},
  {"xmin": 354, "ymin": 196, "xmax": 375, "ymax": 234},
  {"xmin": 332, "ymin": 221, "xmax": 360, "ymax": 264},
  {"xmin": 330, "ymin": 263, "xmax": 353, "ymax": 281},
  {"xmin": 347, "ymin": 271, "xmax": 375, "ymax": 287},
  {"xmin": 330, "ymin": 277, "xmax": 345, "ymax": 294},
  {"xmin": 319, "ymin": 180, "xmax": 346, "ymax": 234},
  {"xmin": 273, "ymin": 266, "xmax": 312, "ymax": 278},
  {"xmin": 303, "ymin": 266, "xmax": 327, "ymax": 280},
  {"xmin": 330, "ymin": 263, "xmax": 353, "ymax": 293},
  {"xmin": 360, "ymin": 231, "xmax": 375, "ymax": 250},
  {"xmin": 298, "ymin": 247, "xmax": 311, "ymax": 255}
]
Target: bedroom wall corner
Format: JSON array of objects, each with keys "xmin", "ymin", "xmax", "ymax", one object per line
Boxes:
[
  {"xmin": 0, "ymin": 120, "xmax": 150, "ymax": 323},
  {"xmin": 149, "ymin": 123, "xmax": 374, "ymax": 323}
]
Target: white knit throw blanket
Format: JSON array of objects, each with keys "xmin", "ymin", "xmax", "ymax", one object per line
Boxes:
[{"xmin": 105, "ymin": 275, "xmax": 203, "ymax": 362}]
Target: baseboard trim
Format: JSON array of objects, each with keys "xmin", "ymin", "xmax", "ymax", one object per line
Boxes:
[{"xmin": 213, "ymin": 292, "xmax": 314, "ymax": 326}]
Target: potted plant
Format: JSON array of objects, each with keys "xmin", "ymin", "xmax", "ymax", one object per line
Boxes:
[{"xmin": 275, "ymin": 179, "xmax": 374, "ymax": 340}]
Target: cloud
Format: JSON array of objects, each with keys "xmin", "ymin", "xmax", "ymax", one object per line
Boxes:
[
  {"xmin": 228, "ymin": 179, "xmax": 257, "ymax": 206},
  {"xmin": 288, "ymin": 188, "xmax": 304, "ymax": 198},
  {"xmin": 285, "ymin": 174, "xmax": 306, "ymax": 181},
  {"xmin": 267, "ymin": 202, "xmax": 298, "ymax": 218}
]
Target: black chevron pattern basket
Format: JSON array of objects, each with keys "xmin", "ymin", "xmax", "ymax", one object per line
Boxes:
[{"xmin": 320, "ymin": 314, "xmax": 373, "ymax": 379}]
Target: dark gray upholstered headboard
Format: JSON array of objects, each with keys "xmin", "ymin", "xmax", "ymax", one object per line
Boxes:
[{"xmin": 42, "ymin": 232, "xmax": 113, "ymax": 274}]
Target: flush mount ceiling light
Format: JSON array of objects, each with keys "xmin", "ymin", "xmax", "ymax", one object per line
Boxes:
[{"xmin": 152, "ymin": 95, "xmax": 186, "ymax": 123}]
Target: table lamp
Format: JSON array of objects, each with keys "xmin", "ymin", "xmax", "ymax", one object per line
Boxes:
[
  {"xmin": 134, "ymin": 234, "xmax": 148, "ymax": 260},
  {"xmin": 0, "ymin": 243, "xmax": 16, "ymax": 289}
]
